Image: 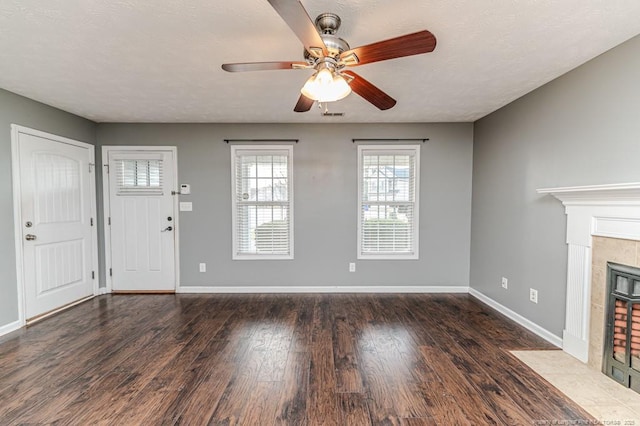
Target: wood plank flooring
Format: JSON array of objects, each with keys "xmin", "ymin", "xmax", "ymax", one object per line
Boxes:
[{"xmin": 0, "ymin": 294, "xmax": 593, "ymax": 425}]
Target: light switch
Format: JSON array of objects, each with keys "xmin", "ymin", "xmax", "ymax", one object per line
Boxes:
[{"xmin": 179, "ymin": 202, "xmax": 193, "ymax": 211}]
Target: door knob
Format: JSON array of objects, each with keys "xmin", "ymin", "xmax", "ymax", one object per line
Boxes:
[
  {"xmin": 25, "ymin": 234, "xmax": 37, "ymax": 241},
  {"xmin": 162, "ymin": 226, "xmax": 173, "ymax": 232}
]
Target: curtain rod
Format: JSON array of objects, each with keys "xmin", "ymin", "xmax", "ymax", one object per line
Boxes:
[
  {"xmin": 224, "ymin": 139, "xmax": 299, "ymax": 144},
  {"xmin": 351, "ymin": 138, "xmax": 428, "ymax": 143}
]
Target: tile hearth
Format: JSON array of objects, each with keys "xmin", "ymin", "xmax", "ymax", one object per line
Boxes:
[{"xmin": 513, "ymin": 350, "xmax": 640, "ymax": 423}]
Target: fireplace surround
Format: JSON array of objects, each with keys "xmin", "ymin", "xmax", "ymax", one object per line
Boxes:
[{"xmin": 538, "ymin": 182, "xmax": 640, "ymax": 364}]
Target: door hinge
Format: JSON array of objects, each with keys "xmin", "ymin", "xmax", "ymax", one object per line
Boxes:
[
  {"xmin": 108, "ymin": 217, "xmax": 111, "ymax": 226},
  {"xmin": 90, "ymin": 217, "xmax": 94, "ymax": 226},
  {"xmin": 89, "ymin": 163, "xmax": 95, "ymax": 173},
  {"xmin": 92, "ymin": 271, "xmax": 95, "ymax": 279},
  {"xmin": 109, "ymin": 268, "xmax": 113, "ymax": 277},
  {"xmin": 104, "ymin": 164, "xmax": 109, "ymax": 174}
]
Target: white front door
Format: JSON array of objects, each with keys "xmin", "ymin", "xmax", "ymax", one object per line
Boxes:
[
  {"xmin": 105, "ymin": 148, "xmax": 177, "ymax": 292},
  {"xmin": 15, "ymin": 128, "xmax": 96, "ymax": 320}
]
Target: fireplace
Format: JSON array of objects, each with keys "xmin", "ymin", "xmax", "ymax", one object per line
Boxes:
[
  {"xmin": 538, "ymin": 182, "xmax": 640, "ymax": 363},
  {"xmin": 603, "ymin": 262, "xmax": 640, "ymax": 392}
]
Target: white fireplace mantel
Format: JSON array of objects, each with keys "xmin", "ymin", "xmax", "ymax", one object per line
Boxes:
[{"xmin": 538, "ymin": 182, "xmax": 640, "ymax": 362}]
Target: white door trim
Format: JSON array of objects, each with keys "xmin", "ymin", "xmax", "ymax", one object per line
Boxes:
[
  {"xmin": 11, "ymin": 124, "xmax": 100, "ymax": 327},
  {"xmin": 101, "ymin": 146, "xmax": 180, "ymax": 292}
]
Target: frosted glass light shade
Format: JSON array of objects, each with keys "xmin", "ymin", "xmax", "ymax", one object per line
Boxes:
[{"xmin": 301, "ymin": 69, "xmax": 351, "ymax": 102}]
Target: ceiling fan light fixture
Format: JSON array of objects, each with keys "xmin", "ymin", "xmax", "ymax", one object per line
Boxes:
[{"xmin": 301, "ymin": 67, "xmax": 351, "ymax": 102}]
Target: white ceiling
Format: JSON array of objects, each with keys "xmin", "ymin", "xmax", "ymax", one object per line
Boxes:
[{"xmin": 0, "ymin": 0, "xmax": 639, "ymax": 123}]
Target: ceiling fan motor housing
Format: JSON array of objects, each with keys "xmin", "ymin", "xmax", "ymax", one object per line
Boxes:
[{"xmin": 304, "ymin": 13, "xmax": 350, "ymax": 61}]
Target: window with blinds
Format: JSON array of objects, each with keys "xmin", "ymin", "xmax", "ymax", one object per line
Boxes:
[
  {"xmin": 357, "ymin": 145, "xmax": 420, "ymax": 259},
  {"xmin": 115, "ymin": 158, "xmax": 163, "ymax": 195},
  {"xmin": 231, "ymin": 145, "xmax": 293, "ymax": 259}
]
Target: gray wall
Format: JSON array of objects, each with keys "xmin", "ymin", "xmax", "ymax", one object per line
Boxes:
[
  {"xmin": 96, "ymin": 123, "xmax": 473, "ymax": 288},
  {"xmin": 471, "ymin": 34, "xmax": 640, "ymax": 337},
  {"xmin": 0, "ymin": 89, "xmax": 96, "ymax": 329}
]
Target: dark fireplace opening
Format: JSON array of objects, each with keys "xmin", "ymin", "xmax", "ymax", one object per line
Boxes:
[{"xmin": 603, "ymin": 262, "xmax": 640, "ymax": 393}]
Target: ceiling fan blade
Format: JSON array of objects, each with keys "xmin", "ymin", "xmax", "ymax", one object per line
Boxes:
[
  {"xmin": 340, "ymin": 30, "xmax": 436, "ymax": 66},
  {"xmin": 294, "ymin": 94, "xmax": 314, "ymax": 112},
  {"xmin": 267, "ymin": 0, "xmax": 328, "ymax": 57},
  {"xmin": 222, "ymin": 61, "xmax": 308, "ymax": 72},
  {"xmin": 343, "ymin": 71, "xmax": 396, "ymax": 110}
]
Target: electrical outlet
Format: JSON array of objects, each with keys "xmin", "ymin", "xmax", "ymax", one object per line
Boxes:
[
  {"xmin": 501, "ymin": 277, "xmax": 508, "ymax": 289},
  {"xmin": 199, "ymin": 263, "xmax": 206, "ymax": 273},
  {"xmin": 349, "ymin": 262, "xmax": 356, "ymax": 272},
  {"xmin": 529, "ymin": 288, "xmax": 538, "ymax": 303}
]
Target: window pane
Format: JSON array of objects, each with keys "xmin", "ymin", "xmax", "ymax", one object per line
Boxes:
[
  {"xmin": 239, "ymin": 178, "xmax": 256, "ymax": 202},
  {"xmin": 362, "ymin": 178, "xmax": 375, "ymax": 202},
  {"xmin": 257, "ymin": 156, "xmax": 273, "ymax": 177},
  {"xmin": 236, "ymin": 205, "xmax": 290, "ymax": 255},
  {"xmin": 148, "ymin": 160, "xmax": 161, "ymax": 186},
  {"xmin": 242, "ymin": 156, "xmax": 257, "ymax": 178},
  {"xmin": 255, "ymin": 206, "xmax": 289, "ymax": 254},
  {"xmin": 394, "ymin": 177, "xmax": 410, "ymax": 201},
  {"xmin": 359, "ymin": 146, "xmax": 419, "ymax": 258},
  {"xmin": 362, "ymin": 154, "xmax": 413, "ymax": 203},
  {"xmin": 361, "ymin": 203, "xmax": 414, "ymax": 253},
  {"xmin": 273, "ymin": 156, "xmax": 288, "ymax": 178},
  {"xmin": 273, "ymin": 179, "xmax": 288, "ymax": 201},
  {"xmin": 117, "ymin": 159, "xmax": 163, "ymax": 195},
  {"xmin": 136, "ymin": 162, "xmax": 148, "ymax": 186},
  {"xmin": 232, "ymin": 146, "xmax": 292, "ymax": 258},
  {"xmin": 121, "ymin": 160, "xmax": 137, "ymax": 186},
  {"xmin": 256, "ymin": 178, "xmax": 274, "ymax": 201}
]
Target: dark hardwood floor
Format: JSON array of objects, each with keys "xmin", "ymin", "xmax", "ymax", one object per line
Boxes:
[{"xmin": 0, "ymin": 294, "xmax": 593, "ymax": 425}]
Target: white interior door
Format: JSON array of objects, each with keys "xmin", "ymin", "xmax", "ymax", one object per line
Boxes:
[
  {"xmin": 106, "ymin": 148, "xmax": 177, "ymax": 292},
  {"xmin": 16, "ymin": 129, "xmax": 96, "ymax": 320}
]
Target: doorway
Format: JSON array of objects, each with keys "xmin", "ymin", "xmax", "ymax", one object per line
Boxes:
[
  {"xmin": 11, "ymin": 125, "xmax": 99, "ymax": 322},
  {"xmin": 102, "ymin": 146, "xmax": 178, "ymax": 292}
]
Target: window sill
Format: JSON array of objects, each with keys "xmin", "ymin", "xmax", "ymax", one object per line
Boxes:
[
  {"xmin": 357, "ymin": 253, "xmax": 419, "ymax": 260},
  {"xmin": 232, "ymin": 254, "xmax": 294, "ymax": 260}
]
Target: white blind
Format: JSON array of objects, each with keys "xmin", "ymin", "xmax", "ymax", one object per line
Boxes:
[
  {"xmin": 115, "ymin": 158, "xmax": 163, "ymax": 196},
  {"xmin": 232, "ymin": 147, "xmax": 292, "ymax": 258},
  {"xmin": 358, "ymin": 146, "xmax": 419, "ymax": 258}
]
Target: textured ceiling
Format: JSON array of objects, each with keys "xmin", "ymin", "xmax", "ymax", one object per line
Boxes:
[{"xmin": 0, "ymin": 0, "xmax": 639, "ymax": 123}]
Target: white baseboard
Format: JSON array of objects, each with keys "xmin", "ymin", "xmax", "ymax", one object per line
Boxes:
[
  {"xmin": 177, "ymin": 285, "xmax": 470, "ymax": 294},
  {"xmin": 468, "ymin": 288, "xmax": 563, "ymax": 348},
  {"xmin": 0, "ymin": 319, "xmax": 22, "ymax": 338},
  {"xmin": 97, "ymin": 287, "xmax": 109, "ymax": 295}
]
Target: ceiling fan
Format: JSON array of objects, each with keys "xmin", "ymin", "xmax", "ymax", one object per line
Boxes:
[{"xmin": 221, "ymin": 0, "xmax": 437, "ymax": 113}]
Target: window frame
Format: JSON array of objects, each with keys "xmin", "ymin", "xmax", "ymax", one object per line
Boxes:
[
  {"xmin": 230, "ymin": 144, "xmax": 294, "ymax": 260},
  {"xmin": 357, "ymin": 144, "xmax": 420, "ymax": 260}
]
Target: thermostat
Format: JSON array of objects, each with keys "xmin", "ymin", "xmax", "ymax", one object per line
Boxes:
[{"xmin": 180, "ymin": 184, "xmax": 191, "ymax": 195}]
